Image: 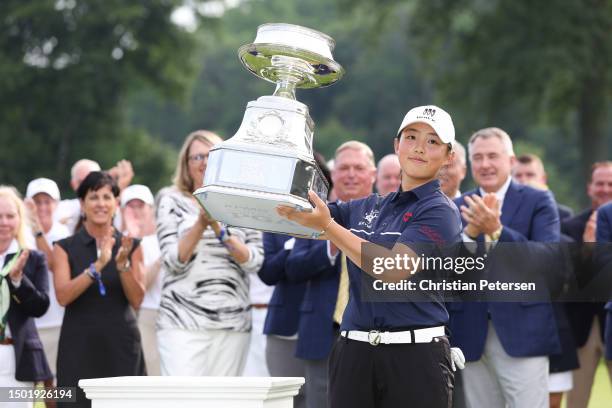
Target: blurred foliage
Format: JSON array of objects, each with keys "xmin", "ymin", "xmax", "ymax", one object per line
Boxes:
[
  {"xmin": 1, "ymin": 0, "xmax": 610, "ymax": 211},
  {"xmin": 0, "ymin": 0, "xmax": 204, "ymax": 195},
  {"xmin": 343, "ymin": 0, "xmax": 612, "ymax": 207},
  {"xmin": 127, "ymin": 0, "xmax": 431, "ymax": 164}
]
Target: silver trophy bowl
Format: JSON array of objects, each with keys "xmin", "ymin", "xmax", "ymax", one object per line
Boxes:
[{"xmin": 194, "ymin": 23, "xmax": 344, "ymax": 238}]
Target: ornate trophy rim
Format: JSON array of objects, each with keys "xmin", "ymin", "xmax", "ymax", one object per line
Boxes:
[
  {"xmin": 255, "ymin": 23, "xmax": 336, "ymax": 50},
  {"xmin": 238, "ymin": 43, "xmax": 344, "ymax": 89}
]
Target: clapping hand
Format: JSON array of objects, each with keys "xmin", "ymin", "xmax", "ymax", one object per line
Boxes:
[
  {"xmin": 115, "ymin": 234, "xmax": 134, "ymax": 271},
  {"xmin": 583, "ymin": 211, "xmax": 597, "ymax": 243},
  {"xmin": 122, "ymin": 205, "xmax": 142, "ymax": 237},
  {"xmin": 96, "ymin": 232, "xmax": 115, "ymax": 271},
  {"xmin": 8, "ymin": 249, "xmax": 29, "ymax": 283},
  {"xmin": 24, "ymin": 199, "xmax": 43, "ymax": 235},
  {"xmin": 108, "ymin": 160, "xmax": 134, "ymax": 191},
  {"xmin": 460, "ymin": 193, "xmax": 502, "ymax": 236}
]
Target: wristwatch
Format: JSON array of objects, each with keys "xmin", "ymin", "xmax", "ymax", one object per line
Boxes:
[{"xmin": 34, "ymin": 231, "xmax": 44, "ymax": 238}]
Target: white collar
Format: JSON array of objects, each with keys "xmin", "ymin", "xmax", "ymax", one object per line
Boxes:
[
  {"xmin": 0, "ymin": 239, "xmax": 19, "ymax": 258},
  {"xmin": 0, "ymin": 240, "xmax": 19, "ymax": 266},
  {"xmin": 479, "ymin": 176, "xmax": 512, "ymax": 202}
]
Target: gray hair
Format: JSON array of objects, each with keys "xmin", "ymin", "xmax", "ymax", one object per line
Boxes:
[
  {"xmin": 452, "ymin": 141, "xmax": 467, "ymax": 167},
  {"xmin": 467, "ymin": 127, "xmax": 515, "ymax": 158},
  {"xmin": 335, "ymin": 140, "xmax": 376, "ymax": 169},
  {"xmin": 70, "ymin": 159, "xmax": 101, "ymax": 181}
]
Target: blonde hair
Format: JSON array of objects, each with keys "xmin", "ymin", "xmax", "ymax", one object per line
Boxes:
[
  {"xmin": 0, "ymin": 186, "xmax": 32, "ymax": 249},
  {"xmin": 468, "ymin": 127, "xmax": 515, "ymax": 158},
  {"xmin": 335, "ymin": 141, "xmax": 376, "ymax": 169},
  {"xmin": 172, "ymin": 130, "xmax": 224, "ymax": 194}
]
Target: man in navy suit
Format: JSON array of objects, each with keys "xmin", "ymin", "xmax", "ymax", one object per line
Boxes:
[
  {"xmin": 258, "ymin": 232, "xmax": 306, "ymax": 408},
  {"xmin": 450, "ymin": 127, "xmax": 561, "ymax": 408},
  {"xmin": 561, "ymin": 161, "xmax": 612, "ymax": 408},
  {"xmin": 285, "ymin": 141, "xmax": 376, "ymax": 408},
  {"xmin": 511, "ymin": 153, "xmax": 579, "ymax": 408},
  {"xmin": 596, "ymin": 202, "xmax": 612, "ymax": 364}
]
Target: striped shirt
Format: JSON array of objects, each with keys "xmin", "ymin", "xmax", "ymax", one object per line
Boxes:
[{"xmin": 155, "ymin": 187, "xmax": 264, "ymax": 332}]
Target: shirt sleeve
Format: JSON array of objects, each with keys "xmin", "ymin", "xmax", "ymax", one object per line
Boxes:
[
  {"xmin": 155, "ymin": 193, "xmax": 190, "ymax": 274},
  {"xmin": 236, "ymin": 227, "xmax": 264, "ymax": 274},
  {"xmin": 328, "ymin": 200, "xmax": 351, "ymax": 229},
  {"xmin": 397, "ymin": 203, "xmax": 461, "ymax": 256}
]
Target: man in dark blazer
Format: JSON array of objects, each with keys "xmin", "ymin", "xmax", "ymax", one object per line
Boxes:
[
  {"xmin": 2, "ymin": 248, "xmax": 52, "ymax": 386},
  {"xmin": 512, "ymin": 153, "xmax": 579, "ymax": 408},
  {"xmin": 450, "ymin": 127, "xmax": 561, "ymax": 408},
  {"xmin": 286, "ymin": 238, "xmax": 340, "ymax": 408},
  {"xmin": 284, "ymin": 140, "xmax": 376, "ymax": 408},
  {"xmin": 257, "ymin": 232, "xmax": 306, "ymax": 408},
  {"xmin": 562, "ymin": 161, "xmax": 612, "ymax": 408},
  {"xmin": 596, "ymin": 202, "xmax": 612, "ymax": 363}
]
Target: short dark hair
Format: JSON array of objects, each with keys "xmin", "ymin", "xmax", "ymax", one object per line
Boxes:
[
  {"xmin": 77, "ymin": 171, "xmax": 119, "ymax": 200},
  {"xmin": 589, "ymin": 161, "xmax": 612, "ymax": 183}
]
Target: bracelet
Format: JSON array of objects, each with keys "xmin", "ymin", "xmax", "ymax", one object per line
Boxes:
[
  {"xmin": 312, "ymin": 218, "xmax": 334, "ymax": 239},
  {"xmin": 88, "ymin": 263, "xmax": 106, "ymax": 296},
  {"xmin": 217, "ymin": 227, "xmax": 232, "ymax": 244}
]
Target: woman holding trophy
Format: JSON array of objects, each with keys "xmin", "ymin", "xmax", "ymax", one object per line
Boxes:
[{"xmin": 277, "ymin": 105, "xmax": 461, "ymax": 408}]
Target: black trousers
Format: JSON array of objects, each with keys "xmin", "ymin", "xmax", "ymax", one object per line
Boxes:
[{"xmin": 328, "ymin": 335, "xmax": 454, "ymax": 408}]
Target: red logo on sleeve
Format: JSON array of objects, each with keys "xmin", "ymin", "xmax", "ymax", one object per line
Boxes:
[{"xmin": 403, "ymin": 212, "xmax": 413, "ymax": 222}]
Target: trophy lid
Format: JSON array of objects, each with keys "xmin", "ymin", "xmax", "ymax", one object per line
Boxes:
[{"xmin": 238, "ymin": 23, "xmax": 344, "ymax": 90}]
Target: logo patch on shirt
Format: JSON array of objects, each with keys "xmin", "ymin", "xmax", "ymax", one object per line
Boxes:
[
  {"xmin": 419, "ymin": 225, "xmax": 445, "ymax": 245},
  {"xmin": 403, "ymin": 211, "xmax": 413, "ymax": 222},
  {"xmin": 358, "ymin": 209, "xmax": 379, "ymax": 229}
]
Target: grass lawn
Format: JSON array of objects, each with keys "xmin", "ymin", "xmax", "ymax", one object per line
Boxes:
[{"xmin": 581, "ymin": 360, "xmax": 612, "ymax": 408}]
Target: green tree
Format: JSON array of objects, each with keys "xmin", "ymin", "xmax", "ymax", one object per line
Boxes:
[
  {"xmin": 126, "ymin": 0, "xmax": 431, "ymax": 163},
  {"xmin": 413, "ymin": 0, "xmax": 612, "ymax": 206},
  {"xmin": 0, "ymin": 0, "xmax": 203, "ymax": 194}
]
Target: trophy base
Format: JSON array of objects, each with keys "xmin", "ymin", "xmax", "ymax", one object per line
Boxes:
[{"xmin": 194, "ymin": 185, "xmax": 320, "ymax": 238}]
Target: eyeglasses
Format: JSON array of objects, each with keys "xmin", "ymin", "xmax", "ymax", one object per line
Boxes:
[{"xmin": 188, "ymin": 153, "xmax": 209, "ymax": 163}]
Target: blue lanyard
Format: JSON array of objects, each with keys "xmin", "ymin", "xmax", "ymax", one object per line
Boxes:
[{"xmin": 89, "ymin": 263, "xmax": 106, "ymax": 296}]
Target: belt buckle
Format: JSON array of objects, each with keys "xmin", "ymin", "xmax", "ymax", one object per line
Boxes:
[{"xmin": 368, "ymin": 330, "xmax": 381, "ymax": 346}]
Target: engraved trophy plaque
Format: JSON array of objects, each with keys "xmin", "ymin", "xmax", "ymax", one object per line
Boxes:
[{"xmin": 194, "ymin": 23, "xmax": 344, "ymax": 238}]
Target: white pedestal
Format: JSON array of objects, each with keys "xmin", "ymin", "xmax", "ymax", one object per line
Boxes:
[{"xmin": 78, "ymin": 376, "xmax": 305, "ymax": 408}]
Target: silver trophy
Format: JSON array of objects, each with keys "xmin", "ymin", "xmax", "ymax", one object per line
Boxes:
[{"xmin": 194, "ymin": 23, "xmax": 344, "ymax": 238}]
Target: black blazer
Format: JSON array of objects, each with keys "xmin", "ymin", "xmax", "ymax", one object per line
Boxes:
[{"xmin": 4, "ymin": 250, "xmax": 52, "ymax": 382}]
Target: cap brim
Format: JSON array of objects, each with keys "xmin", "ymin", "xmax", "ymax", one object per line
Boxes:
[{"xmin": 397, "ymin": 120, "xmax": 452, "ymax": 144}]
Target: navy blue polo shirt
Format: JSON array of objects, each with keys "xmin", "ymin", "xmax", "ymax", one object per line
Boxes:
[{"xmin": 328, "ymin": 179, "xmax": 462, "ymax": 331}]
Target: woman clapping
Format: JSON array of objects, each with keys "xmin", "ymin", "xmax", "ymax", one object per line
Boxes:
[{"xmin": 53, "ymin": 172, "xmax": 145, "ymax": 408}]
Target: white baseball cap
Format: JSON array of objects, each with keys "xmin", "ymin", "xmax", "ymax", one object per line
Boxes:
[
  {"xmin": 396, "ymin": 105, "xmax": 455, "ymax": 144},
  {"xmin": 26, "ymin": 178, "xmax": 61, "ymax": 201},
  {"xmin": 120, "ymin": 184, "xmax": 155, "ymax": 208}
]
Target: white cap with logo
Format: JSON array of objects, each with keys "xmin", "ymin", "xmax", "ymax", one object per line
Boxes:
[
  {"xmin": 26, "ymin": 178, "xmax": 61, "ymax": 201},
  {"xmin": 396, "ymin": 105, "xmax": 455, "ymax": 144},
  {"xmin": 120, "ymin": 184, "xmax": 155, "ymax": 208}
]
